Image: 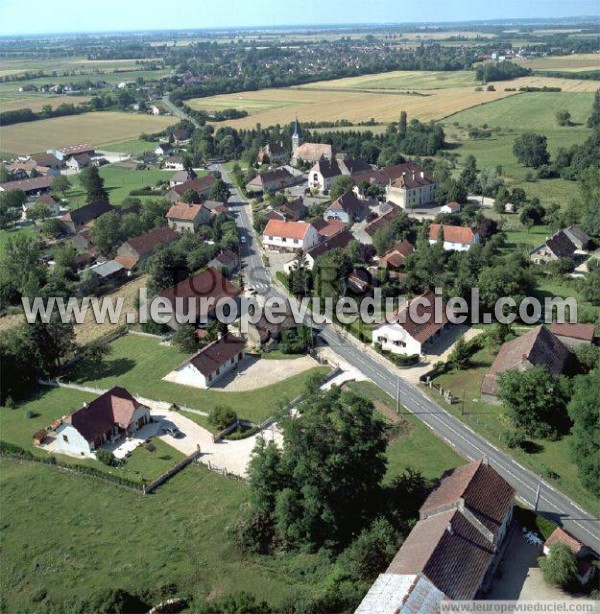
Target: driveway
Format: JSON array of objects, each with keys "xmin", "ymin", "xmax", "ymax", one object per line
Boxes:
[{"xmin": 151, "ymin": 407, "xmax": 282, "ymax": 478}]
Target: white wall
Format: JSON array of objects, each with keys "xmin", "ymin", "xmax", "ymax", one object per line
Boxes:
[
  {"xmin": 372, "ymin": 323, "xmax": 422, "ymax": 355},
  {"xmin": 55, "ymin": 423, "xmax": 94, "ymax": 456}
]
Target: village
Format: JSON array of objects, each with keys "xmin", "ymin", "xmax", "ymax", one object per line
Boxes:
[{"xmin": 1, "ymin": 14, "xmax": 600, "ymax": 612}]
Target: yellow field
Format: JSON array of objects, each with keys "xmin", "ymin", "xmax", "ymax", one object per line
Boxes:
[
  {"xmin": 500, "ymin": 75, "xmax": 600, "ymax": 92},
  {"xmin": 0, "ymin": 112, "xmax": 173, "ymax": 155},
  {"xmin": 190, "ymin": 86, "xmax": 517, "ymax": 129},
  {"xmin": 515, "ymin": 54, "xmax": 600, "ymax": 73},
  {"xmin": 0, "ymin": 95, "xmax": 91, "ymax": 113}
]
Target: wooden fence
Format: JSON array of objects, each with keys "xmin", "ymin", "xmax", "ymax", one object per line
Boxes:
[{"xmin": 143, "ymin": 447, "xmax": 202, "ymax": 494}]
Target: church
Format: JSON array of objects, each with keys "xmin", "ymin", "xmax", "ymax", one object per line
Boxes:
[{"xmin": 290, "ymin": 117, "xmax": 334, "ymax": 165}]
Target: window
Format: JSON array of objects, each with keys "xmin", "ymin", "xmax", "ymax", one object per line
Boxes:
[{"xmin": 62, "ymin": 434, "xmax": 69, "ymax": 442}]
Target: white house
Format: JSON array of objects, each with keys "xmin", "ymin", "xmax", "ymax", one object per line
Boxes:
[
  {"xmin": 262, "ymin": 219, "xmax": 320, "ymax": 252},
  {"xmin": 428, "ymin": 224, "xmax": 480, "ymax": 252},
  {"xmin": 323, "ymin": 190, "xmax": 364, "ymax": 224},
  {"xmin": 372, "ymin": 290, "xmax": 451, "ymax": 356},
  {"xmin": 171, "ymin": 335, "xmax": 245, "ymax": 389},
  {"xmin": 55, "ymin": 387, "xmax": 151, "ymax": 457},
  {"xmin": 386, "ymin": 169, "xmax": 436, "ymax": 209},
  {"xmin": 440, "ymin": 201, "xmax": 461, "ymax": 214},
  {"xmin": 163, "ymin": 156, "xmax": 185, "ymax": 171},
  {"xmin": 308, "ymin": 158, "xmax": 341, "ymax": 193}
]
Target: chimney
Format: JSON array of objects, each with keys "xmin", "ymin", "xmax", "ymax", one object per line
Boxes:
[
  {"xmin": 447, "ymin": 523, "xmax": 454, "ymax": 535},
  {"xmin": 420, "ymin": 171, "xmax": 425, "ymax": 179}
]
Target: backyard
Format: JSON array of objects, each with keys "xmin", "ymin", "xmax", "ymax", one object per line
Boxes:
[{"xmin": 65, "ymin": 333, "xmax": 330, "ymax": 423}]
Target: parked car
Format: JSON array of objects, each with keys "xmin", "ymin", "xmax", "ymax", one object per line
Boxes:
[{"xmin": 163, "ymin": 425, "xmax": 182, "ymax": 438}]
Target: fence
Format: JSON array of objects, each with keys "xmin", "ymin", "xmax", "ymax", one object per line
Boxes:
[
  {"xmin": 204, "ymin": 459, "xmax": 246, "ymax": 483},
  {"xmin": 143, "ymin": 447, "xmax": 202, "ymax": 494}
]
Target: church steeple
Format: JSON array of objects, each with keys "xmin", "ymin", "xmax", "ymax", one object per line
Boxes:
[{"xmin": 292, "ymin": 115, "xmax": 302, "ymax": 154}]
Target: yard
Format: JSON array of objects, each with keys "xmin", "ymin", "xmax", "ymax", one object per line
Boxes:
[
  {"xmin": 66, "ymin": 333, "xmax": 330, "ymax": 423},
  {"xmin": 0, "ymin": 458, "xmax": 339, "ymax": 611},
  {"xmin": 424, "ymin": 342, "xmax": 597, "ymax": 514},
  {"xmin": 347, "ymin": 381, "xmax": 463, "ymax": 482},
  {"xmin": 0, "ymin": 385, "xmax": 185, "ymax": 484},
  {"xmin": 0, "ymin": 111, "xmax": 174, "ymax": 155}
]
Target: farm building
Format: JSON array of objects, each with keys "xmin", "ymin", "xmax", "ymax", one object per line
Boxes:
[{"xmin": 166, "ymin": 202, "xmax": 211, "ymax": 233}]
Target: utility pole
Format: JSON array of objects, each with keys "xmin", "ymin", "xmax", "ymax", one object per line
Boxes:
[
  {"xmin": 462, "ymin": 390, "xmax": 466, "ymax": 416},
  {"xmin": 396, "ymin": 376, "xmax": 400, "ymax": 414},
  {"xmin": 534, "ymin": 475, "xmax": 542, "ymax": 513}
]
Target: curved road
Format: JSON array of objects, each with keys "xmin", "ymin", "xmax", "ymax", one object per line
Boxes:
[{"xmin": 209, "ymin": 160, "xmax": 600, "ymax": 552}]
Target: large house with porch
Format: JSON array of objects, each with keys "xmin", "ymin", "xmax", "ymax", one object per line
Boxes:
[
  {"xmin": 372, "ymin": 290, "xmax": 451, "ymax": 356},
  {"xmin": 55, "ymin": 387, "xmax": 151, "ymax": 457}
]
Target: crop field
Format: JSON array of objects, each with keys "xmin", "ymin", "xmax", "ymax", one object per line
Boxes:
[
  {"xmin": 497, "ymin": 75, "xmax": 600, "ymax": 92},
  {"xmin": 0, "ymin": 94, "xmax": 92, "ymax": 113},
  {"xmin": 191, "ymin": 84, "xmax": 516, "ymax": 129},
  {"xmin": 0, "ymin": 111, "xmax": 173, "ymax": 155},
  {"xmin": 300, "ymin": 69, "xmax": 477, "ymax": 90},
  {"xmin": 515, "ymin": 54, "xmax": 600, "ymax": 72},
  {"xmin": 0, "ymin": 56, "xmax": 161, "ymax": 77}
]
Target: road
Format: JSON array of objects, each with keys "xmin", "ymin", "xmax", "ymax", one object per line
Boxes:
[{"xmin": 211, "ymin": 161, "xmax": 600, "ymax": 553}]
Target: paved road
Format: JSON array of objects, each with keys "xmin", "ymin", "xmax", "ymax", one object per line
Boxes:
[{"xmin": 210, "ymin": 168, "xmax": 600, "ymax": 552}]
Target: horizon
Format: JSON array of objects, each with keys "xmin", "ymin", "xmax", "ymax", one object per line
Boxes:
[{"xmin": 0, "ymin": 0, "xmax": 599, "ymax": 37}]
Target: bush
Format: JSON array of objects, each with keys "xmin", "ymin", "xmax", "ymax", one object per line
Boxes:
[
  {"xmin": 209, "ymin": 405, "xmax": 238, "ymax": 430},
  {"xmin": 501, "ymin": 430, "xmax": 525, "ymax": 449},
  {"xmin": 96, "ymin": 448, "xmax": 115, "ymax": 466}
]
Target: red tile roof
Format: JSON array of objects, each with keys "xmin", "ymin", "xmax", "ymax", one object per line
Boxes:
[
  {"xmin": 364, "ymin": 204, "xmax": 403, "ymax": 237},
  {"xmin": 549, "ymin": 322, "xmax": 595, "ymax": 342},
  {"xmin": 65, "ymin": 387, "xmax": 145, "ymax": 443},
  {"xmin": 481, "ymin": 326, "xmax": 572, "ymax": 396},
  {"xmin": 185, "ymin": 335, "xmax": 245, "ymax": 377},
  {"xmin": 166, "ymin": 202, "xmax": 204, "ymax": 221},
  {"xmin": 388, "ymin": 290, "xmax": 449, "ymax": 344},
  {"xmin": 263, "ymin": 219, "xmax": 313, "ymax": 240},
  {"xmin": 158, "ymin": 268, "xmax": 241, "ymax": 322},
  {"xmin": 306, "ymin": 229, "xmax": 354, "ymax": 260},
  {"xmin": 379, "ymin": 240, "xmax": 414, "ymax": 268},
  {"xmin": 0, "ymin": 175, "xmax": 53, "ymax": 192},
  {"xmin": 545, "ymin": 527, "xmax": 584, "ymax": 555},
  {"xmin": 313, "ymin": 218, "xmax": 346, "ymax": 238},
  {"xmin": 420, "ymin": 460, "xmax": 515, "ymax": 537},
  {"xmin": 56, "ymin": 143, "xmax": 94, "ymax": 155},
  {"xmin": 170, "ymin": 175, "xmax": 216, "ymax": 196},
  {"xmin": 353, "ymin": 162, "xmax": 430, "ymax": 186},
  {"xmin": 429, "ymin": 224, "xmax": 477, "ymax": 245}
]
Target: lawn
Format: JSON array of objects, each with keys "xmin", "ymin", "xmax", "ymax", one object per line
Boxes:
[
  {"xmin": 0, "ymin": 458, "xmax": 337, "ymax": 611},
  {"xmin": 0, "ymin": 385, "xmax": 185, "ymax": 484},
  {"xmin": 347, "ymin": 381, "xmax": 463, "ymax": 482},
  {"xmin": 0, "ymin": 112, "xmax": 174, "ymax": 155},
  {"xmin": 66, "ymin": 164, "xmax": 173, "ymax": 207},
  {"xmin": 425, "ymin": 343, "xmax": 598, "ymax": 514},
  {"xmin": 66, "ymin": 333, "xmax": 330, "ymax": 423},
  {"xmin": 99, "ymin": 138, "xmax": 162, "ymax": 155}
]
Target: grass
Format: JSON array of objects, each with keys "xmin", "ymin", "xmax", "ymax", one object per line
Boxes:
[
  {"xmin": 0, "ymin": 112, "xmax": 174, "ymax": 155},
  {"xmin": 0, "ymin": 386, "xmax": 185, "ymax": 484},
  {"xmin": 444, "ymin": 92, "xmax": 595, "ymax": 208},
  {"xmin": 0, "ymin": 458, "xmax": 336, "ymax": 611},
  {"xmin": 66, "ymin": 165, "xmax": 173, "ymax": 207},
  {"xmin": 425, "ymin": 343, "xmax": 598, "ymax": 514},
  {"xmin": 514, "ymin": 54, "xmax": 600, "ymax": 73},
  {"xmin": 66, "ymin": 334, "xmax": 330, "ymax": 423},
  {"xmin": 99, "ymin": 138, "xmax": 161, "ymax": 155},
  {"xmin": 347, "ymin": 381, "xmax": 463, "ymax": 482}
]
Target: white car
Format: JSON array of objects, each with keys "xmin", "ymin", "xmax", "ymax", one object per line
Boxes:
[{"xmin": 240, "ymin": 235, "xmax": 247, "ymax": 244}]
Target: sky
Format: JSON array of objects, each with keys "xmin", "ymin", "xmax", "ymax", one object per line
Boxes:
[{"xmin": 0, "ymin": 0, "xmax": 598, "ymax": 36}]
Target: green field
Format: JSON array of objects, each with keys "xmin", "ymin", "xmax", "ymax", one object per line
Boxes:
[
  {"xmin": 100, "ymin": 138, "xmax": 161, "ymax": 155},
  {"xmin": 0, "ymin": 458, "xmax": 337, "ymax": 611},
  {"xmin": 427, "ymin": 343, "xmax": 597, "ymax": 514},
  {"xmin": 444, "ymin": 92, "xmax": 595, "ymax": 207},
  {"xmin": 301, "ymin": 69, "xmax": 477, "ymax": 91},
  {"xmin": 66, "ymin": 334, "xmax": 330, "ymax": 423}
]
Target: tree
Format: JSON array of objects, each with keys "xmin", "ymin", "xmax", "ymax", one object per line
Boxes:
[
  {"xmin": 26, "ymin": 203, "xmax": 50, "ymax": 221},
  {"xmin": 555, "ymin": 109, "xmax": 572, "ymax": 127},
  {"xmin": 398, "ymin": 110, "xmax": 407, "ymax": 138},
  {"xmin": 338, "ymin": 517, "xmax": 402, "ymax": 582},
  {"xmin": 587, "ymin": 90, "xmax": 600, "ymax": 129},
  {"xmin": 567, "ymin": 369, "xmax": 600, "ymax": 495},
  {"xmin": 0, "ymin": 190, "xmax": 26, "ymax": 229},
  {"xmin": 51, "ymin": 175, "xmax": 72, "ymax": 197},
  {"xmin": 208, "ymin": 405, "xmax": 238, "ymax": 429},
  {"xmin": 171, "ymin": 325, "xmax": 199, "ymax": 353},
  {"xmin": 329, "ymin": 175, "xmax": 355, "ymax": 201},
  {"xmin": 287, "ymin": 252, "xmax": 312, "ymax": 296},
  {"xmin": 498, "ymin": 366, "xmax": 571, "ymax": 439},
  {"xmin": 513, "ymin": 133, "xmax": 550, "ymax": 168},
  {"xmin": 96, "ymin": 448, "xmax": 115, "ymax": 466},
  {"xmin": 448, "ymin": 337, "xmax": 470, "ymax": 370},
  {"xmin": 477, "ymin": 263, "xmax": 531, "ymax": 312},
  {"xmin": 209, "ymin": 178, "xmax": 231, "ymax": 203},
  {"xmin": 79, "ymin": 166, "xmax": 109, "ymax": 203},
  {"xmin": 459, "ymin": 155, "xmax": 480, "ymax": 193},
  {"xmin": 41, "ymin": 217, "xmax": 66, "ymax": 238},
  {"xmin": 0, "ymin": 234, "xmax": 47, "ymax": 299},
  {"xmin": 80, "ymin": 340, "xmax": 112, "ymax": 367},
  {"xmin": 90, "ymin": 211, "xmax": 122, "ymax": 255},
  {"xmin": 539, "ymin": 543, "xmax": 579, "ymax": 589},
  {"xmin": 313, "ymin": 248, "xmax": 352, "ymax": 301},
  {"xmin": 582, "ymin": 267, "xmax": 600, "ymax": 306},
  {"xmin": 181, "ymin": 188, "xmax": 201, "ymax": 204},
  {"xmin": 195, "ymin": 592, "xmax": 272, "ymax": 614}
]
